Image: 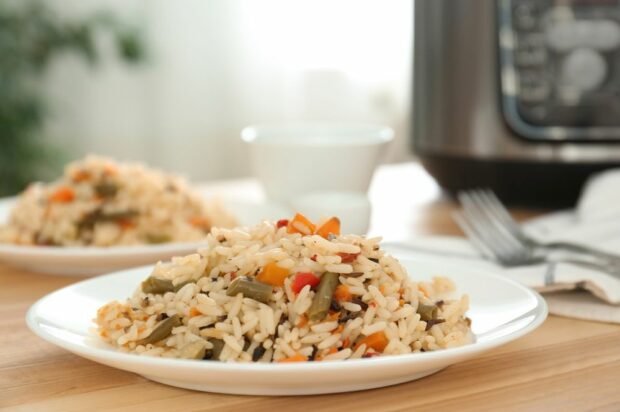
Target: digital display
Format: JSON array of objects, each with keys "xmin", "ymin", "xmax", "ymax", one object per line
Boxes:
[{"xmin": 501, "ymin": 0, "xmax": 620, "ymax": 134}]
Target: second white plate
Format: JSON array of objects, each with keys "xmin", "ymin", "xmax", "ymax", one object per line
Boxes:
[{"xmin": 0, "ymin": 196, "xmax": 289, "ymax": 276}]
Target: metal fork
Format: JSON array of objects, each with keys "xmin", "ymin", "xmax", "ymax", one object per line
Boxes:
[
  {"xmin": 459, "ymin": 189, "xmax": 620, "ymax": 265},
  {"xmin": 454, "ymin": 189, "xmax": 620, "ymax": 274}
]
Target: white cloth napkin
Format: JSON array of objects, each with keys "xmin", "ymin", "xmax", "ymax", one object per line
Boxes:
[
  {"xmin": 384, "ymin": 168, "xmax": 620, "ymax": 324},
  {"xmin": 383, "ymin": 237, "xmax": 620, "ymax": 324}
]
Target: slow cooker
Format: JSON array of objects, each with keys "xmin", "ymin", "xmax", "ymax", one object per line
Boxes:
[{"xmin": 413, "ymin": 0, "xmax": 620, "ymax": 206}]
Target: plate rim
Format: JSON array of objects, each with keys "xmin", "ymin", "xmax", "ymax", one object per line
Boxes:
[{"xmin": 25, "ymin": 257, "xmax": 548, "ymax": 373}]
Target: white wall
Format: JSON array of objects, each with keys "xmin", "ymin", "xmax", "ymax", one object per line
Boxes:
[{"xmin": 42, "ymin": 0, "xmax": 413, "ymax": 181}]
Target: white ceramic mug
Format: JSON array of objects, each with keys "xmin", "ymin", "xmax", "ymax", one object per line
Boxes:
[{"xmin": 241, "ymin": 123, "xmax": 394, "ymax": 203}]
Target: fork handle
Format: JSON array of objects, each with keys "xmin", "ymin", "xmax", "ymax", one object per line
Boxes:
[{"xmin": 539, "ymin": 241, "xmax": 620, "ymax": 267}]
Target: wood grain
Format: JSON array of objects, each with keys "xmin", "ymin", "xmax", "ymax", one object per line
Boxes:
[{"xmin": 2, "ymin": 164, "xmax": 620, "ymax": 411}]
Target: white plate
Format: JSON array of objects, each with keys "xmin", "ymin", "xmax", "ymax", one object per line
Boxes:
[
  {"xmin": 26, "ymin": 256, "xmax": 547, "ymax": 395},
  {"xmin": 0, "ymin": 196, "xmax": 289, "ymax": 276}
]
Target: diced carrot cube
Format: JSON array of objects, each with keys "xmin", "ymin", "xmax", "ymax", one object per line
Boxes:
[
  {"xmin": 355, "ymin": 331, "xmax": 388, "ymax": 353},
  {"xmin": 189, "ymin": 216, "xmax": 210, "ymax": 228},
  {"xmin": 334, "ymin": 284, "xmax": 352, "ymax": 302},
  {"xmin": 49, "ymin": 186, "xmax": 75, "ymax": 203},
  {"xmin": 338, "ymin": 252, "xmax": 359, "ymax": 263},
  {"xmin": 315, "ymin": 217, "xmax": 340, "ymax": 238},
  {"xmin": 286, "ymin": 213, "xmax": 316, "ymax": 236},
  {"xmin": 278, "ymin": 354, "xmax": 307, "ymax": 362},
  {"xmin": 256, "ymin": 262, "xmax": 290, "ymax": 287}
]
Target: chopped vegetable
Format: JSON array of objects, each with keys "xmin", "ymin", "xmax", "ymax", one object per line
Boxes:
[
  {"xmin": 276, "ymin": 219, "xmax": 289, "ymax": 229},
  {"xmin": 136, "ymin": 314, "xmax": 181, "ymax": 345},
  {"xmin": 417, "ymin": 303, "xmax": 438, "ymax": 321},
  {"xmin": 307, "ymin": 272, "xmax": 340, "ymax": 321},
  {"xmin": 352, "ymin": 297, "xmax": 368, "ymax": 311},
  {"xmin": 141, "ymin": 276, "xmax": 190, "ymax": 294},
  {"xmin": 333, "ymin": 284, "xmax": 352, "ymax": 302},
  {"xmin": 102, "ymin": 210, "xmax": 139, "ymax": 220},
  {"xmin": 189, "ymin": 216, "xmax": 210, "ymax": 229},
  {"xmin": 226, "ymin": 276, "xmax": 273, "ymax": 304},
  {"xmin": 309, "ymin": 345, "xmax": 319, "ymax": 361},
  {"xmin": 286, "ymin": 213, "xmax": 316, "ymax": 235},
  {"xmin": 338, "ymin": 252, "xmax": 359, "ymax": 263},
  {"xmin": 179, "ymin": 340, "xmax": 207, "ymax": 359},
  {"xmin": 78, "ymin": 209, "xmax": 138, "ymax": 233},
  {"xmin": 296, "ymin": 314, "xmax": 308, "ymax": 328},
  {"xmin": 204, "ymin": 338, "xmax": 225, "ymax": 360},
  {"xmin": 356, "ymin": 331, "xmax": 388, "ymax": 353},
  {"xmin": 256, "ymin": 262, "xmax": 289, "ymax": 287},
  {"xmin": 425, "ymin": 318, "xmax": 446, "ymax": 331},
  {"xmin": 315, "ymin": 217, "xmax": 341, "ymax": 239},
  {"xmin": 72, "ymin": 170, "xmax": 91, "ymax": 182},
  {"xmin": 252, "ymin": 346, "xmax": 267, "ymax": 362},
  {"xmin": 49, "ymin": 187, "xmax": 75, "ymax": 203},
  {"xmin": 117, "ymin": 218, "xmax": 136, "ymax": 230},
  {"xmin": 278, "ymin": 353, "xmax": 307, "ymax": 362},
  {"xmin": 338, "ymin": 312, "xmax": 359, "ymax": 324},
  {"xmin": 291, "ymin": 272, "xmax": 320, "ymax": 294},
  {"xmin": 94, "ymin": 182, "xmax": 118, "ymax": 198},
  {"xmin": 361, "ymin": 351, "xmax": 381, "ymax": 358},
  {"xmin": 141, "ymin": 277, "xmax": 175, "ymax": 294},
  {"xmin": 145, "ymin": 233, "xmax": 172, "ymax": 244}
]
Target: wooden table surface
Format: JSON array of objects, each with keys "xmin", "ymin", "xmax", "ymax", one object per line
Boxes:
[{"xmin": 2, "ymin": 163, "xmax": 620, "ymax": 411}]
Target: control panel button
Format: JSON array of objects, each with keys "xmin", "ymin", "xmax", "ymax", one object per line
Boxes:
[
  {"xmin": 561, "ymin": 48, "xmax": 607, "ymax": 93},
  {"xmin": 513, "ymin": 2, "xmax": 537, "ymax": 30},
  {"xmin": 546, "ymin": 19, "xmax": 620, "ymax": 52},
  {"xmin": 518, "ymin": 70, "xmax": 550, "ymax": 102},
  {"xmin": 515, "ymin": 33, "xmax": 547, "ymax": 66}
]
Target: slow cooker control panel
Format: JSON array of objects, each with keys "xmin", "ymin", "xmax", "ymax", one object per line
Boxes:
[{"xmin": 499, "ymin": 0, "xmax": 620, "ymax": 140}]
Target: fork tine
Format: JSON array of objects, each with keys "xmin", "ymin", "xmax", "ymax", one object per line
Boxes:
[
  {"xmin": 458, "ymin": 192, "xmax": 524, "ymax": 255},
  {"xmin": 454, "ymin": 209, "xmax": 520, "ymax": 265},
  {"xmin": 460, "ymin": 190, "xmax": 528, "ymax": 255},
  {"xmin": 452, "ymin": 211, "xmax": 496, "ymax": 260},
  {"xmin": 476, "ymin": 189, "xmax": 525, "ymax": 241},
  {"xmin": 457, "ymin": 190, "xmax": 531, "ymax": 265}
]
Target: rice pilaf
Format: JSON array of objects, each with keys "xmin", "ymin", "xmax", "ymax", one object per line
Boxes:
[
  {"xmin": 0, "ymin": 155, "xmax": 236, "ymax": 246},
  {"xmin": 96, "ymin": 214, "xmax": 472, "ymax": 362}
]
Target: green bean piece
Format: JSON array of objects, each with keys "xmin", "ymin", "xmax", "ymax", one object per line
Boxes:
[
  {"xmin": 94, "ymin": 182, "xmax": 119, "ymax": 198},
  {"xmin": 307, "ymin": 272, "xmax": 340, "ymax": 321},
  {"xmin": 78, "ymin": 209, "xmax": 139, "ymax": 233},
  {"xmin": 205, "ymin": 339, "xmax": 225, "ymax": 360},
  {"xmin": 137, "ymin": 314, "xmax": 181, "ymax": 345},
  {"xmin": 417, "ymin": 303, "xmax": 438, "ymax": 321},
  {"xmin": 141, "ymin": 276, "xmax": 175, "ymax": 294},
  {"xmin": 145, "ymin": 233, "xmax": 172, "ymax": 244},
  {"xmin": 226, "ymin": 276, "xmax": 272, "ymax": 304},
  {"xmin": 103, "ymin": 210, "xmax": 139, "ymax": 220},
  {"xmin": 179, "ymin": 340, "xmax": 207, "ymax": 360}
]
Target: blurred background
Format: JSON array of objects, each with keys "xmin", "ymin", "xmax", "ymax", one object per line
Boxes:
[
  {"xmin": 0, "ymin": 0, "xmax": 412, "ymax": 196},
  {"xmin": 5, "ymin": 0, "xmax": 620, "ymax": 206}
]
